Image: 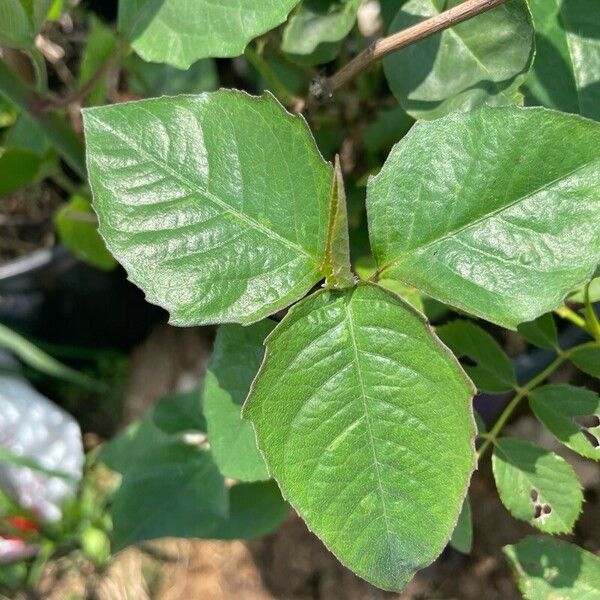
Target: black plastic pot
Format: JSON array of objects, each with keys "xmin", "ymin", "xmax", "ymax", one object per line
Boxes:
[{"xmin": 0, "ymin": 246, "xmax": 163, "ymax": 350}]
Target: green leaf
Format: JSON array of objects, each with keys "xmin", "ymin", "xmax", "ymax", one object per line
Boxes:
[
  {"xmin": 492, "ymin": 438, "xmax": 583, "ymax": 534},
  {"xmin": 571, "ymin": 344, "xmax": 600, "ymax": 378},
  {"xmin": 367, "ymin": 106, "xmax": 600, "ymax": 330},
  {"xmin": 362, "ymin": 106, "xmax": 414, "ymax": 155},
  {"xmin": 504, "ymin": 537, "xmax": 600, "ymax": 600},
  {"xmin": 118, "ymin": 0, "xmax": 301, "ymax": 69},
  {"xmin": 525, "ymin": 0, "xmax": 600, "ymax": 121},
  {"xmin": 83, "ymin": 91, "xmax": 332, "ymax": 326},
  {"xmin": 54, "ymin": 195, "xmax": 117, "ymax": 271},
  {"xmin": 569, "ymin": 277, "xmax": 600, "ymax": 304},
  {"xmin": 437, "ymin": 320, "xmax": 516, "ymax": 393},
  {"xmin": 152, "ymin": 388, "xmax": 206, "ymax": 435},
  {"xmin": 210, "ymin": 481, "xmax": 288, "ymax": 540},
  {"xmin": 244, "ymin": 283, "xmax": 475, "ymax": 591},
  {"xmin": 354, "ymin": 256, "xmax": 423, "ymax": 312},
  {"xmin": 78, "ymin": 16, "xmax": 117, "ymax": 106},
  {"xmin": 203, "ymin": 321, "xmax": 274, "ymax": 482},
  {"xmin": 110, "ymin": 441, "xmax": 229, "ymax": 550},
  {"xmin": 282, "ymin": 0, "xmax": 363, "ymax": 65},
  {"xmin": 518, "ymin": 313, "xmax": 559, "ymax": 350},
  {"xmin": 5, "ymin": 114, "xmax": 49, "ymax": 155},
  {"xmin": 0, "ymin": 0, "xmax": 34, "ymax": 48},
  {"xmin": 322, "ymin": 156, "xmax": 354, "ymax": 289},
  {"xmin": 21, "ymin": 0, "xmax": 53, "ymax": 32},
  {"xmin": 0, "ymin": 148, "xmax": 40, "ymax": 196},
  {"xmin": 449, "ymin": 497, "xmax": 472, "ymax": 554},
  {"xmin": 125, "ymin": 55, "xmax": 218, "ymax": 97},
  {"xmin": 101, "ymin": 402, "xmax": 286, "ymax": 549},
  {"xmin": 529, "ymin": 384, "xmax": 600, "ymax": 461},
  {"xmin": 383, "ymin": 0, "xmax": 534, "ymax": 120}
]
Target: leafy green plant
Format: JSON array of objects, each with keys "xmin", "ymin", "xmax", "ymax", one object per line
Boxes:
[{"xmin": 2, "ymin": 0, "xmax": 600, "ymax": 596}]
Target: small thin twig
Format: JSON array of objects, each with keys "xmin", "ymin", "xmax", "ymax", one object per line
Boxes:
[
  {"xmin": 44, "ymin": 37, "xmax": 127, "ymax": 111},
  {"xmin": 315, "ymin": 0, "xmax": 510, "ymax": 99}
]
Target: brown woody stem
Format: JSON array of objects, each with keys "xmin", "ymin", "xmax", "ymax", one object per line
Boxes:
[{"xmin": 316, "ymin": 0, "xmax": 509, "ymax": 99}]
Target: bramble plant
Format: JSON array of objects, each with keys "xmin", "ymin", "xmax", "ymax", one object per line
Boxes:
[{"xmin": 2, "ymin": 0, "xmax": 600, "ymax": 596}]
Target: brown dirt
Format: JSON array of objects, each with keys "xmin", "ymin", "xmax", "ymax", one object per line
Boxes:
[{"xmin": 0, "ymin": 185, "xmax": 63, "ymax": 264}]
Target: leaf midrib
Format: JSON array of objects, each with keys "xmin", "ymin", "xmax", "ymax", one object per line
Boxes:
[
  {"xmin": 87, "ymin": 111, "xmax": 316, "ymax": 262},
  {"xmin": 379, "ymin": 157, "xmax": 597, "ymax": 274},
  {"xmin": 344, "ymin": 297, "xmax": 395, "ymax": 557}
]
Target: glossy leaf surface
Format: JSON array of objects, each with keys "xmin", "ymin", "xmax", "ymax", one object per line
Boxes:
[
  {"xmin": 529, "ymin": 384, "xmax": 600, "ymax": 461},
  {"xmin": 367, "ymin": 106, "xmax": 600, "ymax": 329},
  {"xmin": 244, "ymin": 283, "xmax": 475, "ymax": 590},
  {"xmin": 383, "ymin": 0, "xmax": 533, "ymax": 120},
  {"xmin": 437, "ymin": 320, "xmax": 516, "ymax": 393},
  {"xmin": 504, "ymin": 537, "xmax": 600, "ymax": 600},
  {"xmin": 118, "ymin": 0, "xmax": 300, "ymax": 68},
  {"xmin": 203, "ymin": 321, "xmax": 273, "ymax": 482},
  {"xmin": 83, "ymin": 91, "xmax": 332, "ymax": 326},
  {"xmin": 525, "ymin": 0, "xmax": 600, "ymax": 121},
  {"xmin": 492, "ymin": 438, "xmax": 582, "ymax": 534}
]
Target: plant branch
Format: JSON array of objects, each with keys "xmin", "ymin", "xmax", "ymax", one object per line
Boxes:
[
  {"xmin": 316, "ymin": 0, "xmax": 509, "ymax": 99},
  {"xmin": 583, "ymin": 282, "xmax": 600, "ymax": 342},
  {"xmin": 477, "ymin": 349, "xmax": 573, "ymax": 459},
  {"xmin": 554, "ymin": 305, "xmax": 592, "ymax": 335},
  {"xmin": 244, "ymin": 47, "xmax": 304, "ymax": 111},
  {"xmin": 44, "ymin": 37, "xmax": 127, "ymax": 110},
  {"xmin": 0, "ymin": 60, "xmax": 86, "ymax": 178}
]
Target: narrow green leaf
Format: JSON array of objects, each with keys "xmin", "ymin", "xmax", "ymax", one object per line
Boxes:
[
  {"xmin": 83, "ymin": 91, "xmax": 332, "ymax": 326},
  {"xmin": 367, "ymin": 106, "xmax": 600, "ymax": 329},
  {"xmin": 437, "ymin": 320, "xmax": 516, "ymax": 393},
  {"xmin": 449, "ymin": 497, "xmax": 472, "ymax": 554},
  {"xmin": 54, "ymin": 195, "xmax": 117, "ymax": 271},
  {"xmin": 504, "ymin": 537, "xmax": 600, "ymax": 600},
  {"xmin": 78, "ymin": 16, "xmax": 117, "ymax": 106},
  {"xmin": 0, "ymin": 0, "xmax": 33, "ymax": 49},
  {"xmin": 492, "ymin": 438, "xmax": 583, "ymax": 534},
  {"xmin": 525, "ymin": 0, "xmax": 600, "ymax": 121},
  {"xmin": 0, "ymin": 323, "xmax": 98, "ymax": 388},
  {"xmin": 0, "ymin": 446, "xmax": 76, "ymax": 482},
  {"xmin": 0, "ymin": 148, "xmax": 40, "ymax": 196},
  {"xmin": 203, "ymin": 321, "xmax": 274, "ymax": 482},
  {"xmin": 322, "ymin": 156, "xmax": 354, "ymax": 289},
  {"xmin": 383, "ymin": 0, "xmax": 534, "ymax": 120},
  {"xmin": 518, "ymin": 313, "xmax": 559, "ymax": 350},
  {"xmin": 118, "ymin": 0, "xmax": 301, "ymax": 68},
  {"xmin": 282, "ymin": 0, "xmax": 363, "ymax": 65},
  {"xmin": 244, "ymin": 283, "xmax": 475, "ymax": 591},
  {"xmin": 571, "ymin": 344, "xmax": 600, "ymax": 378},
  {"xmin": 529, "ymin": 384, "xmax": 600, "ymax": 461}
]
